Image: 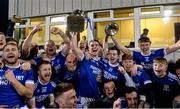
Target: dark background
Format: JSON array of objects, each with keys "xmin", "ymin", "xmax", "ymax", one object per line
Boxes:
[
  {"xmin": 0, "ymin": 0, "xmax": 9, "ymax": 34},
  {"xmin": 175, "ymin": 23, "xmax": 180, "ymax": 42}
]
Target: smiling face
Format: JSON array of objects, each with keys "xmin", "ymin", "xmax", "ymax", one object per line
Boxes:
[
  {"xmin": 153, "ymin": 58, "xmax": 168, "ymax": 78},
  {"xmin": 104, "ymin": 81, "xmax": 115, "ymax": 98},
  {"xmin": 153, "ymin": 62, "xmax": 167, "ymax": 78},
  {"xmin": 138, "ymin": 42, "xmax": 151, "ymax": 54},
  {"xmin": 108, "ymin": 50, "xmax": 119, "ymax": 64},
  {"xmin": 45, "ymin": 40, "xmax": 56, "ymax": 56},
  {"xmin": 89, "ymin": 40, "xmax": 100, "ymax": 57},
  {"xmin": 122, "ymin": 59, "xmax": 134, "ymax": 72},
  {"xmin": 126, "ymin": 91, "xmax": 138, "ymax": 108},
  {"xmin": 65, "ymin": 53, "xmax": 77, "ymax": 72},
  {"xmin": 38, "ymin": 63, "xmax": 52, "ymax": 83},
  {"xmin": 3, "ymin": 44, "xmax": 20, "ymax": 65},
  {"xmin": 122, "ymin": 54, "xmax": 134, "ymax": 72},
  {"xmin": 78, "ymin": 40, "xmax": 86, "ymax": 51},
  {"xmin": 138, "ymin": 37, "xmax": 151, "ymax": 55}
]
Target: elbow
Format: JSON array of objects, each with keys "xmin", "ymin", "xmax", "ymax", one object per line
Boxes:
[
  {"xmin": 25, "ymin": 91, "xmax": 34, "ymax": 99},
  {"xmin": 23, "ymin": 88, "xmax": 34, "ymax": 98},
  {"xmin": 125, "ymin": 50, "xmax": 131, "ymax": 55}
]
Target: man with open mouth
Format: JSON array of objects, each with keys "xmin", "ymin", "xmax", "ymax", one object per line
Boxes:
[
  {"xmin": 22, "ymin": 25, "xmax": 70, "ymax": 84},
  {"xmin": 0, "ymin": 43, "xmax": 34, "ymax": 108},
  {"xmin": 151, "ymin": 57, "xmax": 180, "ymax": 108},
  {"xmin": 30, "ymin": 61, "xmax": 55, "ymax": 108}
]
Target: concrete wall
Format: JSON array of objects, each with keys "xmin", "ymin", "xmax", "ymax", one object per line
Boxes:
[{"xmin": 9, "ymin": 0, "xmax": 180, "ymax": 18}]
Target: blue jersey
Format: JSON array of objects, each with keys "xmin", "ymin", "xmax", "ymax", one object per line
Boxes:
[
  {"xmin": 151, "ymin": 71, "xmax": 180, "ymax": 107},
  {"xmin": 34, "ymin": 52, "xmax": 65, "ymax": 83},
  {"xmin": 101, "ymin": 60, "xmax": 125, "ymax": 82},
  {"xmin": 60, "ymin": 68, "xmax": 79, "ymax": 83},
  {"xmin": 100, "ymin": 60, "xmax": 127, "ymax": 96},
  {"xmin": 51, "ymin": 52, "xmax": 65, "ymax": 74},
  {"xmin": 0, "ymin": 66, "xmax": 34, "ymax": 108},
  {"xmin": 131, "ymin": 68, "xmax": 152, "ymax": 94},
  {"xmin": 77, "ymin": 56, "xmax": 103, "ymax": 98},
  {"xmin": 58, "ymin": 67, "xmax": 80, "ymax": 90},
  {"xmin": 33, "ymin": 78, "xmax": 55, "ymax": 108},
  {"xmin": 133, "ymin": 48, "xmax": 165, "ymax": 70}
]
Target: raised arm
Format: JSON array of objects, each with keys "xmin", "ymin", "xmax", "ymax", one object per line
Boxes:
[
  {"xmin": 166, "ymin": 40, "xmax": 180, "ymax": 55},
  {"xmin": 110, "ymin": 36, "xmax": 131, "ymax": 54},
  {"xmin": 22, "ymin": 24, "xmax": 42, "ymax": 55},
  {"xmin": 50, "ymin": 27, "xmax": 70, "ymax": 55},
  {"xmin": 103, "ymin": 36, "xmax": 109, "ymax": 58},
  {"xmin": 71, "ymin": 33, "xmax": 84, "ymax": 61}
]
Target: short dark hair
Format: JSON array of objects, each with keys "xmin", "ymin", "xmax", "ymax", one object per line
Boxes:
[
  {"xmin": 125, "ymin": 87, "xmax": 137, "ymax": 94},
  {"xmin": 103, "ymin": 80, "xmax": 115, "ymax": 85},
  {"xmin": 108, "ymin": 46, "xmax": 120, "ymax": 55},
  {"xmin": 6, "ymin": 37, "xmax": 18, "ymax": 45},
  {"xmin": 153, "ymin": 57, "xmax": 168, "ymax": 65},
  {"xmin": 3, "ymin": 43, "xmax": 18, "ymax": 51},
  {"xmin": 125, "ymin": 87, "xmax": 139, "ymax": 103},
  {"xmin": 37, "ymin": 60, "xmax": 51, "ymax": 70},
  {"xmin": 54, "ymin": 83, "xmax": 74, "ymax": 98},
  {"xmin": 143, "ymin": 28, "xmax": 149, "ymax": 32},
  {"xmin": 103, "ymin": 80, "xmax": 116, "ymax": 89},
  {"xmin": 89, "ymin": 39, "xmax": 101, "ymax": 46},
  {"xmin": 138, "ymin": 37, "xmax": 151, "ymax": 43}
]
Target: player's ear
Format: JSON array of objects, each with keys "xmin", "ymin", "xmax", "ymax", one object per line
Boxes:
[
  {"xmin": 18, "ymin": 51, "xmax": 21, "ymax": 58},
  {"xmin": 38, "ymin": 70, "xmax": 40, "ymax": 75},
  {"xmin": 65, "ymin": 61, "xmax": 67, "ymax": 66}
]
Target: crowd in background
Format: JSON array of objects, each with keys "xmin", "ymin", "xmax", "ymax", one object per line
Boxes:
[{"xmin": 0, "ymin": 23, "xmax": 180, "ymax": 108}]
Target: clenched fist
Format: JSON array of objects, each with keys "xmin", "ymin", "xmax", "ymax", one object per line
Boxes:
[
  {"xmin": 118, "ymin": 66, "xmax": 126, "ymax": 74},
  {"xmin": 50, "ymin": 27, "xmax": 64, "ymax": 36},
  {"xmin": 21, "ymin": 62, "xmax": 31, "ymax": 72},
  {"xmin": 31, "ymin": 24, "xmax": 42, "ymax": 34},
  {"xmin": 5, "ymin": 70, "xmax": 16, "ymax": 83}
]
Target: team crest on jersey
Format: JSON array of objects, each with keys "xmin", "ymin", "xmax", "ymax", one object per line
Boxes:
[
  {"xmin": 163, "ymin": 84, "xmax": 170, "ymax": 92},
  {"xmin": 42, "ymin": 87, "xmax": 47, "ymax": 93},
  {"xmin": 144, "ymin": 57, "xmax": 149, "ymax": 62},
  {"xmin": 108, "ymin": 68, "xmax": 113, "ymax": 72},
  {"xmin": 37, "ymin": 89, "xmax": 40, "ymax": 93}
]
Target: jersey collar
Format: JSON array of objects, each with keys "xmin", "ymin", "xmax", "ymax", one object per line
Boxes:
[
  {"xmin": 5, "ymin": 64, "xmax": 21, "ymax": 69},
  {"xmin": 38, "ymin": 76, "xmax": 49, "ymax": 85},
  {"xmin": 140, "ymin": 51, "xmax": 151, "ymax": 56},
  {"xmin": 108, "ymin": 61, "xmax": 119, "ymax": 67}
]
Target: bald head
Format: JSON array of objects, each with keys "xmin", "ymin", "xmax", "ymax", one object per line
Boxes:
[{"xmin": 65, "ymin": 53, "xmax": 77, "ymax": 71}]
